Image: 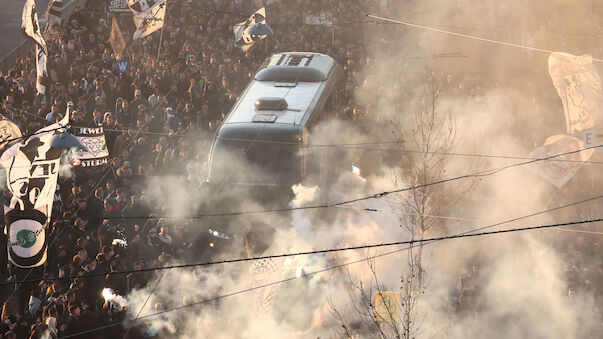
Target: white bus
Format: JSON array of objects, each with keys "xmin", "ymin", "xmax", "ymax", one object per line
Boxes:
[{"xmin": 207, "ymin": 52, "xmax": 343, "ymax": 188}]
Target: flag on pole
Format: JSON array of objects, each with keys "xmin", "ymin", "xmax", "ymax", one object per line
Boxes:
[
  {"xmin": 22, "ymin": 0, "xmax": 49, "ymax": 95},
  {"xmin": 35, "ymin": 45, "xmax": 50, "ymax": 95},
  {"xmin": 233, "ymin": 7, "xmax": 268, "ymax": 52},
  {"xmin": 45, "ymin": 0, "xmax": 63, "ymax": 32},
  {"xmin": 127, "ymin": 0, "xmax": 160, "ymax": 12},
  {"xmin": 1, "ymin": 114, "xmax": 69, "ymax": 268},
  {"xmin": 548, "ymin": 52, "xmax": 603, "ymax": 134},
  {"xmin": 108, "ymin": 16, "xmax": 127, "ymax": 58},
  {"xmin": 528, "ymin": 134, "xmax": 595, "ymax": 189},
  {"xmin": 21, "ymin": 0, "xmax": 47, "ymax": 54},
  {"xmin": 131, "ymin": 0, "xmax": 166, "ymax": 40}
]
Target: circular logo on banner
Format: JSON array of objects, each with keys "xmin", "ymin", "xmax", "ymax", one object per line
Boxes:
[
  {"xmin": 6, "ymin": 208, "xmax": 48, "ymax": 267},
  {"xmin": 16, "ymin": 229, "xmax": 36, "ymax": 248},
  {"xmin": 9, "ymin": 218, "xmax": 45, "ymax": 258}
]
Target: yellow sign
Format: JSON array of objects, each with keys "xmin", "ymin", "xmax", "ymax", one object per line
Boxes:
[{"xmin": 374, "ymin": 291, "xmax": 401, "ymax": 322}]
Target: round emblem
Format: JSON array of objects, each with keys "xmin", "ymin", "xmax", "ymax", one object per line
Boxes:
[{"xmin": 17, "ymin": 229, "xmax": 36, "ymax": 248}]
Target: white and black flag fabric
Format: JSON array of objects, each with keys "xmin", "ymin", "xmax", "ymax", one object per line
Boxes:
[
  {"xmin": 1, "ymin": 114, "xmax": 69, "ymax": 268},
  {"xmin": 233, "ymin": 7, "xmax": 267, "ymax": 52},
  {"xmin": 45, "ymin": 0, "xmax": 63, "ymax": 32},
  {"xmin": 73, "ymin": 126, "xmax": 110, "ymax": 167},
  {"xmin": 127, "ymin": 0, "xmax": 160, "ymax": 12},
  {"xmin": 22, "ymin": 0, "xmax": 49, "ymax": 95},
  {"xmin": 34, "ymin": 45, "xmax": 49, "ymax": 95},
  {"xmin": 129, "ymin": 0, "xmax": 166, "ymax": 40},
  {"xmin": 548, "ymin": 52, "xmax": 603, "ymax": 134},
  {"xmin": 22, "ymin": 0, "xmax": 47, "ymax": 53},
  {"xmin": 528, "ymin": 134, "xmax": 595, "ymax": 189}
]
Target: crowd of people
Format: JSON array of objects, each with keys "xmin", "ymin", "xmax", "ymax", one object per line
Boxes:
[{"xmin": 0, "ymin": 0, "xmax": 601, "ymax": 337}]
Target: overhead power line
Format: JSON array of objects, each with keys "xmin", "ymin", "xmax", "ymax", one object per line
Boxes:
[
  {"xmin": 59, "ymin": 216, "xmax": 602, "ymax": 338},
  {"xmin": 92, "ymin": 126, "xmax": 603, "ymax": 165},
  {"xmin": 367, "ymin": 14, "xmax": 603, "ymax": 63},
  {"xmin": 6, "ymin": 214, "xmax": 601, "ymax": 286},
  {"xmin": 4, "ymin": 144, "xmax": 598, "ymax": 223},
  {"xmin": 169, "ymin": 145, "xmax": 600, "ymax": 219}
]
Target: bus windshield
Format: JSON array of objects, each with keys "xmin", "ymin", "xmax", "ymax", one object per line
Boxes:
[{"xmin": 209, "ymin": 137, "xmax": 302, "ymax": 187}]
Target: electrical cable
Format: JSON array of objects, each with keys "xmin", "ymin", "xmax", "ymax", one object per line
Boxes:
[
  {"xmin": 5, "ymin": 191, "xmax": 601, "ymax": 287},
  {"xmin": 0, "ymin": 143, "xmax": 597, "ymax": 223},
  {"xmin": 142, "ymin": 144, "xmax": 598, "ymax": 219},
  {"xmin": 59, "ymin": 216, "xmax": 602, "ymax": 338},
  {"xmin": 80, "ymin": 125, "xmax": 603, "ymax": 165},
  {"xmin": 367, "ymin": 14, "xmax": 603, "ymax": 62}
]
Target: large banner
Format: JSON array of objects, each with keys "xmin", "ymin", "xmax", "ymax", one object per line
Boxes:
[
  {"xmin": 548, "ymin": 52, "xmax": 603, "ymax": 134},
  {"xmin": 73, "ymin": 126, "xmax": 110, "ymax": 167},
  {"xmin": 233, "ymin": 7, "xmax": 267, "ymax": 52},
  {"xmin": 528, "ymin": 134, "xmax": 595, "ymax": 188},
  {"xmin": 1, "ymin": 115, "xmax": 68, "ymax": 268}
]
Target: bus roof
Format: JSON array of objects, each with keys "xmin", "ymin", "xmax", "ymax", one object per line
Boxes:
[{"xmin": 223, "ymin": 52, "xmax": 338, "ymax": 127}]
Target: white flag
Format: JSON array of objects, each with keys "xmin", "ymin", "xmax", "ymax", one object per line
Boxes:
[
  {"xmin": 528, "ymin": 134, "xmax": 595, "ymax": 189},
  {"xmin": 233, "ymin": 7, "xmax": 268, "ymax": 52},
  {"xmin": 1, "ymin": 114, "xmax": 69, "ymax": 268},
  {"xmin": 21, "ymin": 0, "xmax": 47, "ymax": 54},
  {"xmin": 45, "ymin": 0, "xmax": 63, "ymax": 32},
  {"xmin": 35, "ymin": 45, "xmax": 49, "ymax": 95},
  {"xmin": 132, "ymin": 0, "xmax": 166, "ymax": 40},
  {"xmin": 548, "ymin": 52, "xmax": 603, "ymax": 134},
  {"xmin": 22, "ymin": 0, "xmax": 49, "ymax": 95}
]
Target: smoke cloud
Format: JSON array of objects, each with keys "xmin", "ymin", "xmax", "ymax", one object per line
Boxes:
[{"xmin": 121, "ymin": 1, "xmax": 601, "ymax": 337}]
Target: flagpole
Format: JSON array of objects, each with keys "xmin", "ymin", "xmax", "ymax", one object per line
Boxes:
[
  {"xmin": 156, "ymin": 1, "xmax": 167, "ymax": 61},
  {"xmin": 156, "ymin": 26, "xmax": 164, "ymax": 60}
]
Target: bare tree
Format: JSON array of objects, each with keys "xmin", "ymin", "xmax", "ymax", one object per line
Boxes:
[
  {"xmin": 331, "ymin": 73, "xmax": 478, "ymax": 338},
  {"xmin": 390, "ymin": 73, "xmax": 478, "ymax": 283}
]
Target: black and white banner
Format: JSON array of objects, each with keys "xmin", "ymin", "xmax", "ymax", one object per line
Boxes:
[
  {"xmin": 548, "ymin": 52, "xmax": 603, "ymax": 134},
  {"xmin": 528, "ymin": 134, "xmax": 595, "ymax": 189},
  {"xmin": 22, "ymin": 0, "xmax": 49, "ymax": 95},
  {"xmin": 73, "ymin": 126, "xmax": 110, "ymax": 167},
  {"xmin": 130, "ymin": 0, "xmax": 166, "ymax": 40},
  {"xmin": 21, "ymin": 0, "xmax": 47, "ymax": 53},
  {"xmin": 233, "ymin": 7, "xmax": 267, "ymax": 52},
  {"xmin": 127, "ymin": 0, "xmax": 161, "ymax": 13},
  {"xmin": 1, "ymin": 115, "xmax": 68, "ymax": 268},
  {"xmin": 45, "ymin": 0, "xmax": 63, "ymax": 32},
  {"xmin": 35, "ymin": 45, "xmax": 50, "ymax": 95}
]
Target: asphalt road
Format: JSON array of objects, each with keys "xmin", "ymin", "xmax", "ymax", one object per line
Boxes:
[{"xmin": 0, "ymin": 0, "xmax": 51, "ymax": 59}]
